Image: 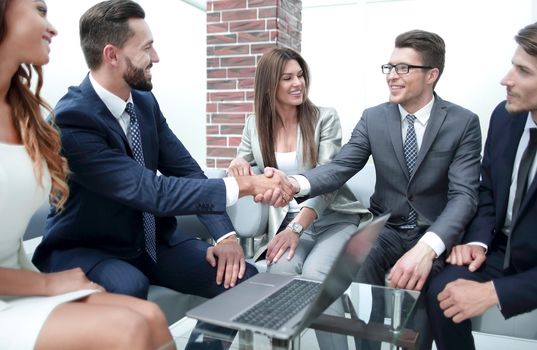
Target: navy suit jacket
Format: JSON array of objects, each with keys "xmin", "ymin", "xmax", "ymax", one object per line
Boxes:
[
  {"xmin": 33, "ymin": 76, "xmax": 234, "ymax": 272},
  {"xmin": 463, "ymin": 101, "xmax": 537, "ymax": 317}
]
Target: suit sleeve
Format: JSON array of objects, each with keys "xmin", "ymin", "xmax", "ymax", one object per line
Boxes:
[
  {"xmin": 461, "ymin": 108, "xmax": 500, "ymax": 246},
  {"xmin": 152, "ymin": 103, "xmax": 235, "ymax": 238},
  {"xmin": 494, "ymin": 267, "xmax": 537, "ymax": 318},
  {"xmin": 300, "ymin": 108, "xmax": 344, "ymax": 218},
  {"xmin": 428, "ymin": 114, "xmax": 482, "ymax": 249},
  {"xmin": 59, "ymin": 105, "xmax": 234, "ymax": 239},
  {"xmin": 303, "ymin": 110, "xmax": 371, "ymax": 197}
]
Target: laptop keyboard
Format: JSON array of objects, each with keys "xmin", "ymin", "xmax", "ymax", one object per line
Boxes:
[{"xmin": 232, "ymin": 279, "xmax": 321, "ymax": 330}]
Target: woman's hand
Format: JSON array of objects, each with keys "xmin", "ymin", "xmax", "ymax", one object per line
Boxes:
[
  {"xmin": 227, "ymin": 158, "xmax": 253, "ymax": 177},
  {"xmin": 44, "ymin": 268, "xmax": 104, "ymax": 295},
  {"xmin": 266, "ymin": 228, "xmax": 300, "ymax": 264}
]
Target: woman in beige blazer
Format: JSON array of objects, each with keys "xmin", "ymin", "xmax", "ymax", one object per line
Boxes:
[
  {"xmin": 228, "ymin": 48, "xmax": 371, "ymax": 349},
  {"xmin": 228, "ymin": 47, "xmax": 371, "ymax": 284}
]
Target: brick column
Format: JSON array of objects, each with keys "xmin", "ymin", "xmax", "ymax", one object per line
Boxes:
[{"xmin": 206, "ymin": 0, "xmax": 302, "ymax": 168}]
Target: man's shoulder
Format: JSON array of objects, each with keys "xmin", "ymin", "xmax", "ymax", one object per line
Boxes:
[{"xmin": 436, "ymin": 97, "xmax": 478, "ymax": 121}]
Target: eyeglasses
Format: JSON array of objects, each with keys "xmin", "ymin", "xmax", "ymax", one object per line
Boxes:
[{"xmin": 381, "ymin": 63, "xmax": 434, "ymax": 75}]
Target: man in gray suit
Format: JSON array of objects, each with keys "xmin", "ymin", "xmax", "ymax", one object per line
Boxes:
[{"xmin": 286, "ymin": 29, "xmax": 482, "ymax": 349}]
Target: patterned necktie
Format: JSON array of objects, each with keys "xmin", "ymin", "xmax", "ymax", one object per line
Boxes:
[
  {"xmin": 125, "ymin": 102, "xmax": 157, "ymax": 262},
  {"xmin": 504, "ymin": 127, "xmax": 537, "ymax": 268},
  {"xmin": 402, "ymin": 114, "xmax": 418, "ymax": 228}
]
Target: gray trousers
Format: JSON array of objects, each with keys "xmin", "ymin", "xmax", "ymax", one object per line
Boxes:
[
  {"xmin": 267, "ymin": 209, "xmax": 368, "ymax": 350},
  {"xmin": 355, "ymin": 224, "xmax": 445, "ymax": 350}
]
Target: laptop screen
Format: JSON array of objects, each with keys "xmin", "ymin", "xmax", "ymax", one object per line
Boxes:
[{"xmin": 296, "ymin": 213, "xmax": 389, "ymax": 330}]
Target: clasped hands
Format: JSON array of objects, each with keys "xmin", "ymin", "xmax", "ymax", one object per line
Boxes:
[{"xmin": 229, "ymin": 158, "xmax": 298, "ymax": 208}]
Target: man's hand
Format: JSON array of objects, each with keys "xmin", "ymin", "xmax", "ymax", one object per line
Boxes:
[
  {"xmin": 206, "ymin": 235, "xmax": 246, "ymax": 288},
  {"xmin": 44, "ymin": 268, "xmax": 104, "ymax": 295},
  {"xmin": 266, "ymin": 228, "xmax": 300, "ymax": 265},
  {"xmin": 227, "ymin": 158, "xmax": 254, "ymax": 177},
  {"xmin": 250, "ymin": 167, "xmax": 295, "ymax": 207},
  {"xmin": 438, "ymin": 279, "xmax": 499, "ymax": 323},
  {"xmin": 446, "ymin": 244, "xmax": 486, "ymax": 272},
  {"xmin": 388, "ymin": 241, "xmax": 436, "ymax": 291}
]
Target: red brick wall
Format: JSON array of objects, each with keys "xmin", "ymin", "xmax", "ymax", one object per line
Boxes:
[{"xmin": 206, "ymin": 0, "xmax": 302, "ymax": 168}]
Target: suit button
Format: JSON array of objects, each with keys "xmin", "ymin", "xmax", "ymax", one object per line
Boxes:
[{"xmin": 408, "ymin": 195, "xmax": 414, "ymax": 201}]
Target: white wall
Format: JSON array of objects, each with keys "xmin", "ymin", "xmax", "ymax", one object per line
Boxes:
[
  {"xmin": 42, "ymin": 0, "xmax": 207, "ymax": 163},
  {"xmin": 302, "ymin": 0, "xmax": 537, "ymax": 145},
  {"xmin": 40, "ymin": 0, "xmax": 537, "ymax": 163}
]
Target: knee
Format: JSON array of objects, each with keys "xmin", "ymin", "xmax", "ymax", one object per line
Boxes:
[
  {"xmin": 242, "ymin": 262, "xmax": 258, "ymax": 280},
  {"xmin": 112, "ymin": 310, "xmax": 153, "ymax": 350},
  {"xmin": 136, "ymin": 300, "xmax": 169, "ymax": 328},
  {"xmin": 107, "ymin": 277, "xmax": 150, "ymax": 299},
  {"xmin": 267, "ymin": 259, "xmax": 301, "ymax": 276}
]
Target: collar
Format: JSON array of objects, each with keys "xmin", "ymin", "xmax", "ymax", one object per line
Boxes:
[
  {"xmin": 88, "ymin": 73, "xmax": 133, "ymax": 120},
  {"xmin": 398, "ymin": 96, "xmax": 435, "ymax": 126},
  {"xmin": 524, "ymin": 113, "xmax": 537, "ymax": 130}
]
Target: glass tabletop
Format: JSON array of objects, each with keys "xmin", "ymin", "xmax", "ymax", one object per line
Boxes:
[{"xmin": 170, "ymin": 282, "xmax": 420, "ymax": 350}]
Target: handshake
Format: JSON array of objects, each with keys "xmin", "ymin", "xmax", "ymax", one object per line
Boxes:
[{"xmin": 228, "ymin": 158, "xmax": 299, "ymax": 208}]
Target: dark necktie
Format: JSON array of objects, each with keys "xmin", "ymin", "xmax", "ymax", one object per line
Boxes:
[
  {"xmin": 126, "ymin": 102, "xmax": 157, "ymax": 262},
  {"xmin": 402, "ymin": 114, "xmax": 418, "ymax": 229},
  {"xmin": 504, "ymin": 127, "xmax": 537, "ymax": 268}
]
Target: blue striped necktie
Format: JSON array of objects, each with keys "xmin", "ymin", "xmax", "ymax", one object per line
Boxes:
[{"xmin": 125, "ymin": 102, "xmax": 157, "ymax": 262}]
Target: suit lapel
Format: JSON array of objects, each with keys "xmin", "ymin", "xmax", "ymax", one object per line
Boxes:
[
  {"xmin": 414, "ymin": 98, "xmax": 447, "ymax": 176},
  {"xmin": 510, "ymin": 114, "xmax": 535, "ymax": 229},
  {"xmin": 80, "ymin": 76, "xmax": 130, "ymax": 149},
  {"xmin": 497, "ymin": 116, "xmax": 525, "ymax": 226},
  {"xmin": 387, "ymin": 105, "xmax": 409, "ymax": 178}
]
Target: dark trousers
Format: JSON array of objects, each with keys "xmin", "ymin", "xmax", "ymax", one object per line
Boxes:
[
  {"xmin": 85, "ymin": 238, "xmax": 258, "ymax": 299},
  {"xmin": 355, "ymin": 225, "xmax": 444, "ymax": 350},
  {"xmin": 426, "ymin": 247, "xmax": 507, "ymax": 350}
]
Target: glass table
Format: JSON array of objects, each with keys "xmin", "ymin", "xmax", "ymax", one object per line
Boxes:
[{"xmin": 170, "ymin": 282, "xmax": 420, "ymax": 350}]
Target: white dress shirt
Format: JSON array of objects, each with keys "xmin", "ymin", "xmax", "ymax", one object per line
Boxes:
[{"xmin": 88, "ymin": 74, "xmax": 239, "ymax": 242}]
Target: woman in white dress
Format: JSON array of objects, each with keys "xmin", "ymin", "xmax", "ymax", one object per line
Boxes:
[{"xmin": 0, "ymin": 0, "xmax": 174, "ymax": 349}]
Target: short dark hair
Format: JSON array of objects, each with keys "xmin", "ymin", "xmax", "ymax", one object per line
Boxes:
[
  {"xmin": 515, "ymin": 22, "xmax": 537, "ymax": 57},
  {"xmin": 395, "ymin": 29, "xmax": 445, "ymax": 84},
  {"xmin": 79, "ymin": 0, "xmax": 145, "ymax": 69}
]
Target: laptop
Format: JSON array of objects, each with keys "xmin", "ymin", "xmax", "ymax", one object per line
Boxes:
[{"xmin": 187, "ymin": 213, "xmax": 389, "ymax": 340}]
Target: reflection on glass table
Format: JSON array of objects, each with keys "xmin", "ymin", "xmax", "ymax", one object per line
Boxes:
[{"xmin": 170, "ymin": 282, "xmax": 420, "ymax": 350}]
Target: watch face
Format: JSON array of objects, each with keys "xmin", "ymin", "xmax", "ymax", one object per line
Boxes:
[{"xmin": 291, "ymin": 222, "xmax": 303, "ymax": 233}]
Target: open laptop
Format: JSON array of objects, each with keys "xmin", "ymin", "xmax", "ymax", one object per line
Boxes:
[{"xmin": 187, "ymin": 213, "xmax": 389, "ymax": 340}]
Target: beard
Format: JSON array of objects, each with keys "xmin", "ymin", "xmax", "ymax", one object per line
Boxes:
[{"xmin": 123, "ymin": 57, "xmax": 153, "ymax": 91}]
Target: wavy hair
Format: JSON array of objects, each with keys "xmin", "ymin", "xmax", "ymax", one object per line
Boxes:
[{"xmin": 1, "ymin": 0, "xmax": 69, "ymax": 209}]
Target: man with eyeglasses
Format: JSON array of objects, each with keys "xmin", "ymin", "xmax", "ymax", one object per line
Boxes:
[
  {"xmin": 284, "ymin": 29, "xmax": 482, "ymax": 350},
  {"xmin": 426, "ymin": 22, "xmax": 537, "ymax": 350}
]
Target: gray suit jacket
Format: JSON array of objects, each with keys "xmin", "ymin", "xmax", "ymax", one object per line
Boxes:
[
  {"xmin": 302, "ymin": 95, "xmax": 482, "ymax": 250},
  {"xmin": 237, "ymin": 106, "xmax": 369, "ymax": 238}
]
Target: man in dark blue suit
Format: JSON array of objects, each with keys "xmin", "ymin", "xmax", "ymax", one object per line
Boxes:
[
  {"xmin": 33, "ymin": 0, "xmax": 293, "ymax": 300},
  {"xmin": 427, "ymin": 22, "xmax": 537, "ymax": 349}
]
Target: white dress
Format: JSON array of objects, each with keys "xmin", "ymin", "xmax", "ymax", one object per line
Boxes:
[{"xmin": 0, "ymin": 143, "xmax": 96, "ymax": 349}]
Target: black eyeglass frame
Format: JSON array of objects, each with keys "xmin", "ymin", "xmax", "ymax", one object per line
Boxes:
[{"xmin": 381, "ymin": 63, "xmax": 435, "ymax": 74}]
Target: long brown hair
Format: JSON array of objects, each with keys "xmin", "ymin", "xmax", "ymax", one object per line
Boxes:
[
  {"xmin": 1, "ymin": 0, "xmax": 69, "ymax": 209},
  {"xmin": 254, "ymin": 47, "xmax": 319, "ymax": 168}
]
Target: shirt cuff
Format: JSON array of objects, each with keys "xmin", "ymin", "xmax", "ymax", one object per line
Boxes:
[
  {"xmin": 290, "ymin": 175, "xmax": 311, "ymax": 197},
  {"xmin": 223, "ymin": 177, "xmax": 239, "ymax": 207},
  {"xmin": 419, "ymin": 231, "xmax": 445, "ymax": 257},
  {"xmin": 466, "ymin": 241, "xmax": 488, "ymax": 253},
  {"xmin": 216, "ymin": 232, "xmax": 238, "ymax": 244}
]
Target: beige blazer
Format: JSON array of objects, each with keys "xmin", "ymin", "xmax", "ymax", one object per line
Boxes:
[{"xmin": 236, "ymin": 106, "xmax": 370, "ymax": 239}]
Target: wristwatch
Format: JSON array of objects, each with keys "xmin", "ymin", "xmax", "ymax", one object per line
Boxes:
[{"xmin": 287, "ymin": 222, "xmax": 304, "ymax": 236}]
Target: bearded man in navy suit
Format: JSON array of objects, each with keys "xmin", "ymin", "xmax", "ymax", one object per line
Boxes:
[
  {"xmin": 33, "ymin": 0, "xmax": 293, "ymax": 300},
  {"xmin": 427, "ymin": 22, "xmax": 537, "ymax": 349}
]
